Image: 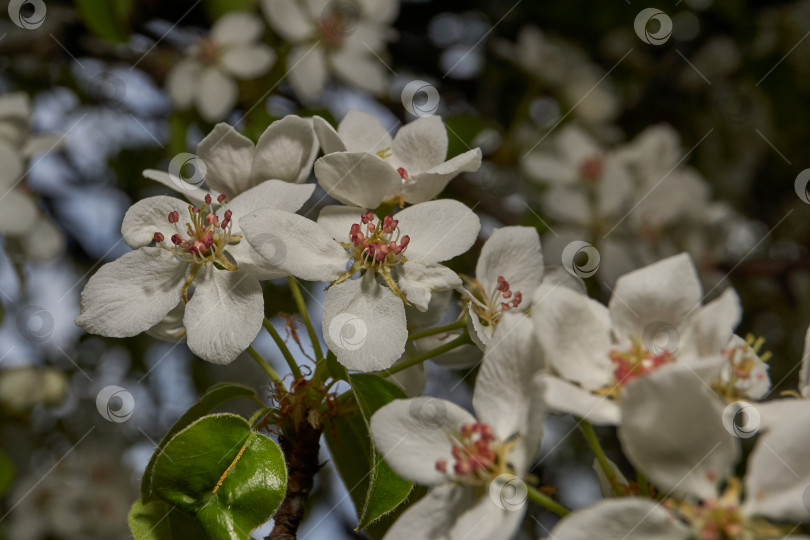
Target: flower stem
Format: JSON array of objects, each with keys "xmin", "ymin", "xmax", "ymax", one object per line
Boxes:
[
  {"xmin": 383, "ymin": 333, "xmax": 472, "ymax": 376},
  {"xmin": 263, "ymin": 318, "xmax": 303, "ymax": 380},
  {"xmin": 579, "ymin": 419, "xmax": 623, "ymax": 496},
  {"xmin": 407, "ymin": 318, "xmax": 468, "ymax": 341},
  {"xmin": 287, "ymin": 276, "xmax": 324, "ymax": 362},
  {"xmin": 247, "ymin": 346, "xmax": 284, "ymax": 386},
  {"xmin": 637, "ymin": 470, "xmax": 649, "ymax": 497},
  {"xmin": 526, "ymin": 485, "xmax": 570, "ymax": 517}
]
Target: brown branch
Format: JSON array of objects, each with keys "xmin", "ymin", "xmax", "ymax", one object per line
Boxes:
[{"xmin": 267, "ymin": 422, "xmax": 323, "ymax": 540}]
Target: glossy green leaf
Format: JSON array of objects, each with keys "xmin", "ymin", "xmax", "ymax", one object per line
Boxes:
[
  {"xmin": 325, "ymin": 374, "xmax": 412, "ymax": 532},
  {"xmin": 128, "ymin": 499, "xmax": 207, "ymax": 540},
  {"xmin": 0, "ymin": 447, "xmax": 14, "ymax": 496},
  {"xmin": 142, "ymin": 383, "xmax": 259, "ymax": 501},
  {"xmin": 151, "ymin": 414, "xmax": 286, "ymax": 540},
  {"xmin": 75, "ymin": 0, "xmax": 133, "ymax": 43},
  {"xmin": 326, "ymin": 351, "xmax": 348, "ymax": 381}
]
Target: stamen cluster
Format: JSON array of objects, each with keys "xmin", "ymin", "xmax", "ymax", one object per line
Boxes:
[
  {"xmin": 609, "ymin": 339, "xmax": 675, "ymax": 387},
  {"xmin": 435, "ymin": 422, "xmax": 511, "ymax": 486}
]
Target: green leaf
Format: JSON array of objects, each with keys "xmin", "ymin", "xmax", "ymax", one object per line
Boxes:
[
  {"xmin": 152, "ymin": 414, "xmax": 287, "ymax": 540},
  {"xmin": 141, "ymin": 383, "xmax": 259, "ymax": 501},
  {"xmin": 128, "ymin": 499, "xmax": 207, "ymax": 540},
  {"xmin": 325, "ymin": 374, "xmax": 412, "ymax": 532},
  {"xmin": 75, "ymin": 0, "xmax": 133, "ymax": 44},
  {"xmin": 203, "ymin": 0, "xmax": 257, "ymax": 21},
  {"xmin": 326, "ymin": 351, "xmax": 348, "ymax": 381},
  {"xmin": 0, "ymin": 447, "xmax": 14, "ymax": 496}
]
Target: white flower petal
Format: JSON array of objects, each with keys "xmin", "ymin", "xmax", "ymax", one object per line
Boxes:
[
  {"xmin": 548, "ymin": 498, "xmax": 690, "ymax": 540},
  {"xmin": 742, "ymin": 399, "xmax": 810, "ymax": 522},
  {"xmin": 397, "ymin": 262, "xmax": 461, "ymax": 312},
  {"xmin": 314, "ymin": 152, "xmax": 402, "ymax": 208},
  {"xmin": 239, "ymin": 209, "xmax": 347, "ymax": 282},
  {"xmin": 395, "ymin": 199, "xmax": 480, "ymax": 264},
  {"xmin": 211, "ymin": 11, "xmax": 264, "ymax": 46},
  {"xmin": 196, "ymin": 67, "xmax": 238, "ymax": 123},
  {"xmin": 331, "ymin": 49, "xmax": 388, "ymax": 94},
  {"xmin": 383, "ymin": 484, "xmax": 475, "ymax": 540},
  {"xmin": 75, "ymin": 248, "xmax": 186, "ymax": 338},
  {"xmin": 22, "ymin": 133, "xmax": 64, "ymax": 158},
  {"xmin": 287, "ymin": 44, "xmax": 328, "ymax": 101},
  {"xmin": 678, "ymin": 288, "xmax": 741, "ymax": 359},
  {"xmin": 619, "ymin": 366, "xmax": 739, "ymax": 502},
  {"xmin": 449, "ymin": 494, "xmax": 525, "ymax": 540},
  {"xmin": 0, "ymin": 190, "xmax": 38, "ymax": 235},
  {"xmin": 166, "ymin": 59, "xmax": 202, "ymax": 108},
  {"xmin": 403, "ymin": 148, "xmax": 482, "ymax": 204},
  {"xmin": 253, "ymin": 115, "xmax": 319, "ymax": 184},
  {"xmin": 474, "ymin": 313, "xmax": 544, "ymax": 472},
  {"xmin": 322, "ymin": 275, "xmax": 407, "ymax": 371},
  {"xmin": 801, "ymin": 325, "xmax": 810, "ymax": 398},
  {"xmin": 557, "ymin": 124, "xmax": 602, "ymax": 165},
  {"xmin": 541, "ymin": 374, "xmax": 621, "ymax": 426},
  {"xmin": 531, "ymin": 283, "xmax": 613, "ymax": 389},
  {"xmin": 261, "ymin": 0, "xmax": 313, "ymax": 42},
  {"xmin": 221, "ymin": 45, "xmax": 275, "ymax": 79},
  {"xmin": 0, "ymin": 142, "xmax": 24, "ymax": 188},
  {"xmin": 475, "ymin": 226, "xmax": 543, "ymax": 310},
  {"xmin": 317, "ymin": 205, "xmax": 374, "ymax": 241},
  {"xmin": 142, "ymin": 170, "xmax": 209, "ymax": 205},
  {"xmin": 337, "ymin": 109, "xmax": 393, "ymax": 154},
  {"xmin": 392, "ymin": 116, "xmax": 448, "ymax": 174},
  {"xmin": 184, "ymin": 268, "xmax": 263, "ymax": 364},
  {"xmin": 609, "ymin": 253, "xmax": 702, "ymax": 341},
  {"xmin": 121, "ymin": 195, "xmax": 189, "ymax": 249},
  {"xmin": 227, "ymin": 179, "xmax": 315, "ymax": 224},
  {"xmin": 312, "ymin": 116, "xmax": 347, "ymax": 154},
  {"xmin": 23, "ymin": 216, "xmax": 65, "ymax": 262},
  {"xmin": 370, "ymin": 396, "xmax": 476, "ymax": 485},
  {"xmin": 521, "ymin": 152, "xmax": 577, "ymax": 185},
  {"xmin": 196, "ymin": 123, "xmax": 255, "ymax": 195}
]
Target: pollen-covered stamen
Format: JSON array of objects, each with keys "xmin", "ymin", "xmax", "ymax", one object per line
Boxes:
[
  {"xmin": 397, "ymin": 167, "xmax": 408, "ymax": 180},
  {"xmin": 611, "ymin": 339, "xmax": 675, "ymax": 386},
  {"xmin": 464, "ymin": 275, "xmax": 524, "ymax": 328},
  {"xmin": 579, "ymin": 154, "xmax": 604, "ymax": 182},
  {"xmin": 328, "ymin": 211, "xmax": 411, "ymax": 303},
  {"xmin": 152, "ymin": 194, "xmax": 242, "ymax": 302},
  {"xmin": 714, "ymin": 334, "xmax": 771, "ymax": 400},
  {"xmin": 434, "ymin": 422, "xmax": 516, "ymax": 486}
]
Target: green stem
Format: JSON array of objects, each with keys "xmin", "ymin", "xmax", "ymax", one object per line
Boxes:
[
  {"xmin": 637, "ymin": 470, "xmax": 649, "ymax": 497},
  {"xmin": 287, "ymin": 277, "xmax": 324, "ymax": 362},
  {"xmin": 407, "ymin": 318, "xmax": 468, "ymax": 341},
  {"xmin": 383, "ymin": 333, "xmax": 471, "ymax": 376},
  {"xmin": 526, "ymin": 485, "xmax": 570, "ymax": 517},
  {"xmin": 263, "ymin": 318, "xmax": 303, "ymax": 380},
  {"xmin": 247, "ymin": 346, "xmax": 284, "ymax": 386},
  {"xmin": 579, "ymin": 419, "xmax": 623, "ymax": 496}
]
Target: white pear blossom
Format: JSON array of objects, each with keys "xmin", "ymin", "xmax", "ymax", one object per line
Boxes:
[
  {"xmin": 532, "ymin": 253, "xmax": 743, "ymax": 425},
  {"xmin": 239, "ymin": 200, "xmax": 480, "ymax": 370},
  {"xmin": 462, "ymin": 226, "xmax": 544, "ymax": 348},
  {"xmin": 370, "ymin": 314, "xmax": 545, "ymax": 540},
  {"xmin": 75, "ymin": 180, "xmax": 315, "ymax": 364},
  {"xmin": 261, "ymin": 0, "xmax": 398, "ymax": 100},
  {"xmin": 144, "ymin": 116, "xmax": 318, "ymax": 202},
  {"xmin": 313, "ymin": 110, "xmax": 482, "ymax": 208},
  {"xmin": 546, "ymin": 367, "xmax": 810, "ymax": 539},
  {"xmin": 166, "ymin": 12, "xmax": 275, "ymax": 122}
]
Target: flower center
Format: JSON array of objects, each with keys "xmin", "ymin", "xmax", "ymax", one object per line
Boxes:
[
  {"xmin": 328, "ymin": 211, "xmax": 411, "ymax": 303},
  {"xmin": 434, "ymin": 422, "xmax": 516, "ymax": 486},
  {"xmin": 197, "ymin": 38, "xmax": 220, "ymax": 64},
  {"xmin": 153, "ymin": 193, "xmax": 240, "ymax": 301},
  {"xmin": 595, "ymin": 338, "xmax": 675, "ymax": 397},
  {"xmin": 579, "ymin": 154, "xmax": 604, "ymax": 182},
  {"xmin": 713, "ymin": 334, "xmax": 770, "ymax": 400},
  {"xmin": 463, "ymin": 275, "xmax": 523, "ymax": 328}
]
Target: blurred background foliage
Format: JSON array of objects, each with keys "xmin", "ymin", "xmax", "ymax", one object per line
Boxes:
[{"xmin": 1, "ymin": 0, "xmax": 810, "ymax": 538}]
